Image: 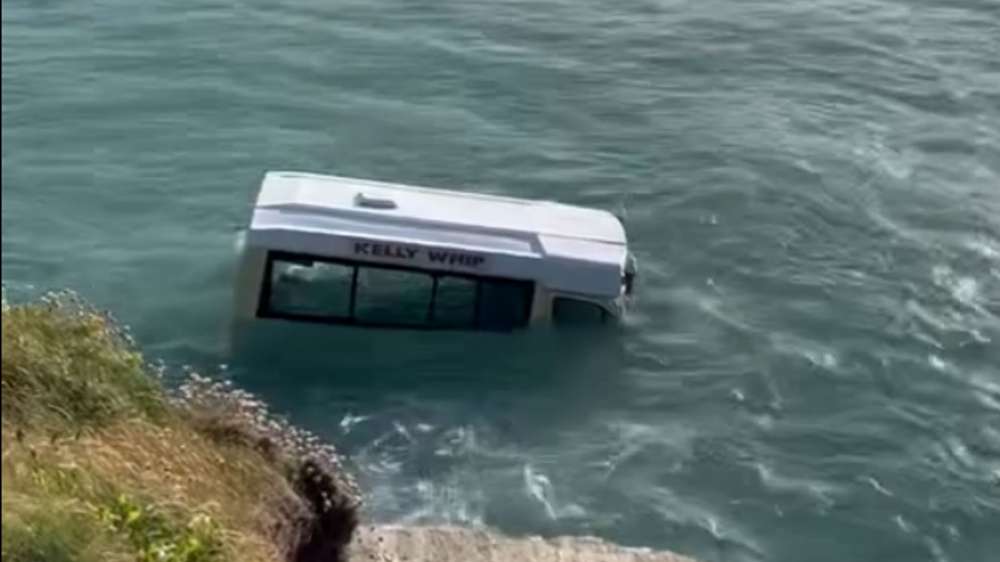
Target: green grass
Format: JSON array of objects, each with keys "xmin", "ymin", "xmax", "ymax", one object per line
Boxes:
[
  {"xmin": 2, "ymin": 493, "xmax": 128, "ymax": 562},
  {"xmin": 1, "ymin": 293, "xmax": 165, "ymax": 428},
  {"xmin": 1, "ymin": 293, "xmax": 359, "ymax": 562}
]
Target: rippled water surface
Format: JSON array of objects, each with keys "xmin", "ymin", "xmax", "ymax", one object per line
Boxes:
[{"xmin": 4, "ymin": 1, "xmax": 1000, "ymax": 561}]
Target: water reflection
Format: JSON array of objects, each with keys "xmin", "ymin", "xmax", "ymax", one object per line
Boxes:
[
  {"xmin": 228, "ymin": 319, "xmax": 631, "ymax": 432},
  {"xmin": 226, "ymin": 320, "xmax": 634, "ymax": 525}
]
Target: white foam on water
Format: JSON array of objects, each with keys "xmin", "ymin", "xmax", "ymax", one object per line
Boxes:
[
  {"xmin": 397, "ymin": 477, "xmax": 486, "ymax": 526},
  {"xmin": 750, "ymin": 413, "xmax": 775, "ymax": 430},
  {"xmin": 905, "ymin": 278, "xmax": 994, "ymax": 347},
  {"xmin": 964, "ymin": 236, "xmax": 1000, "ymax": 261},
  {"xmin": 393, "ymin": 421, "xmax": 415, "ymax": 444},
  {"xmin": 523, "ymin": 464, "xmax": 558, "ymax": 520},
  {"xmin": 769, "ymin": 333, "xmax": 841, "ymax": 372},
  {"xmin": 603, "ymin": 421, "xmax": 699, "ymax": 478},
  {"xmin": 434, "ymin": 426, "xmax": 477, "ymax": 458},
  {"xmin": 943, "ymin": 435, "xmax": 976, "ymax": 471},
  {"xmin": 928, "ymin": 354, "xmax": 949, "ymax": 372},
  {"xmin": 863, "ymin": 476, "xmax": 894, "ymax": 497},
  {"xmin": 971, "ymin": 383, "xmax": 1000, "ymax": 414},
  {"xmin": 693, "ymin": 289, "xmax": 756, "ymax": 334},
  {"xmin": 808, "ymin": 350, "xmax": 839, "ymax": 370},
  {"xmin": 645, "ymin": 487, "xmax": 763, "ymax": 558},
  {"xmin": 925, "ymin": 537, "xmax": 951, "ymax": 562},
  {"xmin": 893, "ymin": 514, "xmax": 915, "ymax": 534},
  {"xmin": 598, "ymin": 440, "xmax": 649, "ymax": 480},
  {"xmin": 854, "ymin": 139, "xmax": 914, "ymax": 180},
  {"xmin": 519, "ymin": 464, "xmax": 589, "ymax": 522},
  {"xmin": 338, "ymin": 412, "xmax": 371, "ymax": 434},
  {"xmin": 931, "ymin": 265, "xmax": 984, "ymax": 311},
  {"xmin": 705, "ymin": 516, "xmax": 721, "ymax": 540},
  {"xmin": 755, "ymin": 463, "xmax": 840, "ymax": 510}
]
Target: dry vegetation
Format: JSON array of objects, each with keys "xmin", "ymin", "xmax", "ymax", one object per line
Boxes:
[{"xmin": 1, "ymin": 293, "xmax": 360, "ymax": 562}]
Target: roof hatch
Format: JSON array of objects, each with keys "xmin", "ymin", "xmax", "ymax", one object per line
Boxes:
[{"xmin": 354, "ymin": 192, "xmax": 397, "ymax": 210}]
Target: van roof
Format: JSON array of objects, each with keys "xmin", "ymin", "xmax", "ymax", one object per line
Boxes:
[{"xmin": 247, "ymin": 171, "xmax": 629, "ymax": 297}]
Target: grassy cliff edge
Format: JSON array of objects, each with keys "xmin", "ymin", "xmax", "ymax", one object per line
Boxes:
[{"xmin": 1, "ymin": 293, "xmax": 359, "ymax": 562}]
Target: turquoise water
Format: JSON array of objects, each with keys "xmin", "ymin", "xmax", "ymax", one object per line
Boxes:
[{"xmin": 3, "ymin": 1, "xmax": 1000, "ymax": 560}]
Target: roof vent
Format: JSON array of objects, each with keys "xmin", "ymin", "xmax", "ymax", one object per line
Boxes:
[{"xmin": 354, "ymin": 192, "xmax": 397, "ymax": 210}]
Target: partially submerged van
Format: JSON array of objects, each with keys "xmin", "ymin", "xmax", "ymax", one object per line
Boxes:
[{"xmin": 233, "ymin": 171, "xmax": 636, "ymax": 331}]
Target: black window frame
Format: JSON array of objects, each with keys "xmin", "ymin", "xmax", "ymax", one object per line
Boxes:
[{"xmin": 257, "ymin": 250, "xmax": 535, "ymax": 331}]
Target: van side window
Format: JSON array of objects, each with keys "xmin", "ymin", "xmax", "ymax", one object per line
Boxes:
[
  {"xmin": 431, "ymin": 276, "xmax": 477, "ymax": 328},
  {"xmin": 266, "ymin": 258, "xmax": 353, "ymax": 320},
  {"xmin": 355, "ymin": 267, "xmax": 433, "ymax": 326},
  {"xmin": 477, "ymin": 279, "xmax": 533, "ymax": 330},
  {"xmin": 259, "ymin": 251, "xmax": 534, "ymax": 331},
  {"xmin": 552, "ymin": 297, "xmax": 607, "ymax": 325}
]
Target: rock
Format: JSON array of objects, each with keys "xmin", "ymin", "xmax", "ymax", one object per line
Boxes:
[
  {"xmin": 348, "ymin": 525, "xmax": 699, "ymax": 562},
  {"xmin": 290, "ymin": 459, "xmax": 361, "ymax": 562}
]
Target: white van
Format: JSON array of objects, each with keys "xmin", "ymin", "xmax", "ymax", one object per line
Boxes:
[{"xmin": 233, "ymin": 171, "xmax": 636, "ymax": 331}]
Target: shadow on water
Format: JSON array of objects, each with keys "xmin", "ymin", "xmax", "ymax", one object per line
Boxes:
[
  {"xmin": 227, "ymin": 320, "xmax": 633, "ymax": 437},
  {"xmin": 227, "ymin": 321, "xmax": 637, "ymax": 528}
]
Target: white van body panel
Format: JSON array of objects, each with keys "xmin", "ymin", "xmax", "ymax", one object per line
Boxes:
[{"xmin": 234, "ymin": 171, "xmax": 632, "ymax": 328}]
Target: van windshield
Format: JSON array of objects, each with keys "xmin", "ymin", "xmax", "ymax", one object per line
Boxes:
[
  {"xmin": 258, "ymin": 252, "xmax": 533, "ymax": 331},
  {"xmin": 552, "ymin": 297, "xmax": 609, "ymax": 326}
]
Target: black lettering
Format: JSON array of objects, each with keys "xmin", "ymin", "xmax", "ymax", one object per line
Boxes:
[
  {"xmin": 426, "ymin": 250, "xmax": 485, "ymax": 268},
  {"xmin": 354, "ymin": 242, "xmax": 371, "ymax": 255},
  {"xmin": 405, "ymin": 247, "xmax": 419, "ymax": 259}
]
